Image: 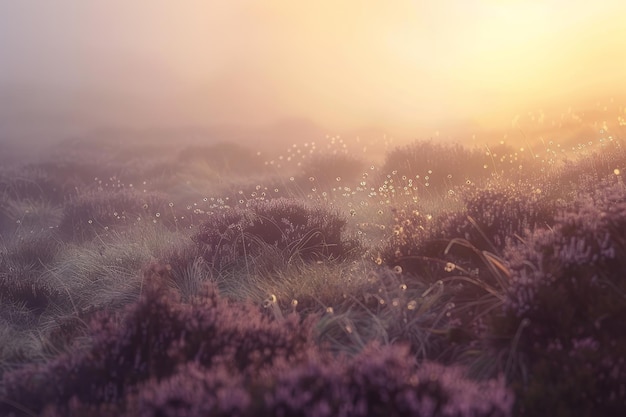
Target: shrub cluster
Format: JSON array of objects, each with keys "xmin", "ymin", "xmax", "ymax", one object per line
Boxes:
[
  {"xmin": 381, "ymin": 170, "xmax": 626, "ymax": 416},
  {"xmin": 384, "ymin": 180, "xmax": 561, "ymax": 279},
  {"xmin": 494, "ymin": 179, "xmax": 626, "ymax": 416},
  {"xmin": 5, "ymin": 131, "xmax": 626, "ymax": 416},
  {"xmin": 452, "ymin": 181, "xmax": 559, "ymax": 251},
  {"xmin": 1, "ymin": 263, "xmax": 513, "ymax": 417},
  {"xmin": 192, "ymin": 198, "xmax": 355, "ymax": 271}
]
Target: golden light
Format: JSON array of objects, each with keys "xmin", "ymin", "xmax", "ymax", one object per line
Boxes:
[{"xmin": 1, "ymin": 0, "xmax": 625, "ymax": 137}]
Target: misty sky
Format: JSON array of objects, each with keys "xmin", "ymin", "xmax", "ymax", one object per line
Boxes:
[{"xmin": 1, "ymin": 0, "xmax": 625, "ymax": 142}]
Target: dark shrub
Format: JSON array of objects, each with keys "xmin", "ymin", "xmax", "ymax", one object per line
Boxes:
[
  {"xmin": 384, "ymin": 180, "xmax": 561, "ymax": 279},
  {"xmin": 130, "ymin": 345, "xmax": 512, "ymax": 417},
  {"xmin": 31, "ymin": 349, "xmax": 514, "ymax": 417},
  {"xmin": 193, "ymin": 198, "xmax": 354, "ymax": 270},
  {"xmin": 17, "ymin": 343, "xmax": 513, "ymax": 417},
  {"xmin": 379, "ymin": 181, "xmax": 565, "ymax": 381},
  {"xmin": 265, "ymin": 344, "xmax": 513, "ymax": 417},
  {"xmin": 454, "ymin": 181, "xmax": 560, "ymax": 251},
  {"xmin": 493, "ymin": 179, "xmax": 626, "ymax": 416}
]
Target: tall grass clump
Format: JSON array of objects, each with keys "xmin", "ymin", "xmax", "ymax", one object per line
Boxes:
[
  {"xmin": 0, "ymin": 167, "xmax": 69, "ymax": 234},
  {"xmin": 380, "ymin": 140, "xmax": 486, "ymax": 193},
  {"xmin": 58, "ymin": 189, "xmax": 188, "ymax": 241},
  {"xmin": 312, "ymin": 265, "xmax": 463, "ymax": 361},
  {"xmin": 0, "ymin": 167, "xmax": 71, "ymax": 205},
  {"xmin": 192, "ymin": 197, "xmax": 357, "ymax": 273},
  {"xmin": 0, "ymin": 231, "xmax": 64, "ymax": 314}
]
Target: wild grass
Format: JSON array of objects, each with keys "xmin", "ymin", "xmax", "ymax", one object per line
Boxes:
[{"xmin": 1, "ymin": 123, "xmax": 626, "ymax": 415}]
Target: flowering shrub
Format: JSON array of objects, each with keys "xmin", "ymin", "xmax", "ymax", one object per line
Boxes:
[
  {"xmin": 193, "ymin": 198, "xmax": 354, "ymax": 270},
  {"xmin": 495, "ymin": 179, "xmax": 626, "ymax": 415},
  {"xmin": 1, "ymin": 263, "xmax": 314, "ymax": 415},
  {"xmin": 385, "ymin": 180, "xmax": 560, "ymax": 278},
  {"xmin": 1, "ymin": 263, "xmax": 512, "ymax": 417},
  {"xmin": 265, "ymin": 344, "xmax": 513, "ymax": 417},
  {"xmin": 7, "ymin": 135, "xmax": 626, "ymax": 416},
  {"xmin": 455, "ymin": 181, "xmax": 559, "ymax": 250},
  {"xmin": 381, "ymin": 171, "xmax": 626, "ymax": 415}
]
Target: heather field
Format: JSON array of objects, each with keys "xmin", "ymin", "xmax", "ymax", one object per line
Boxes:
[{"xmin": 1, "ymin": 117, "xmax": 626, "ymax": 416}]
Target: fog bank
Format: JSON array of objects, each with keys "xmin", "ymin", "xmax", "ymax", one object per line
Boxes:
[{"xmin": 1, "ymin": 1, "xmax": 625, "ymax": 146}]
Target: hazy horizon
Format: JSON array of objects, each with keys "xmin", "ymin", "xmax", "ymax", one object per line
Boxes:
[{"xmin": 1, "ymin": 1, "xmax": 626, "ymax": 147}]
